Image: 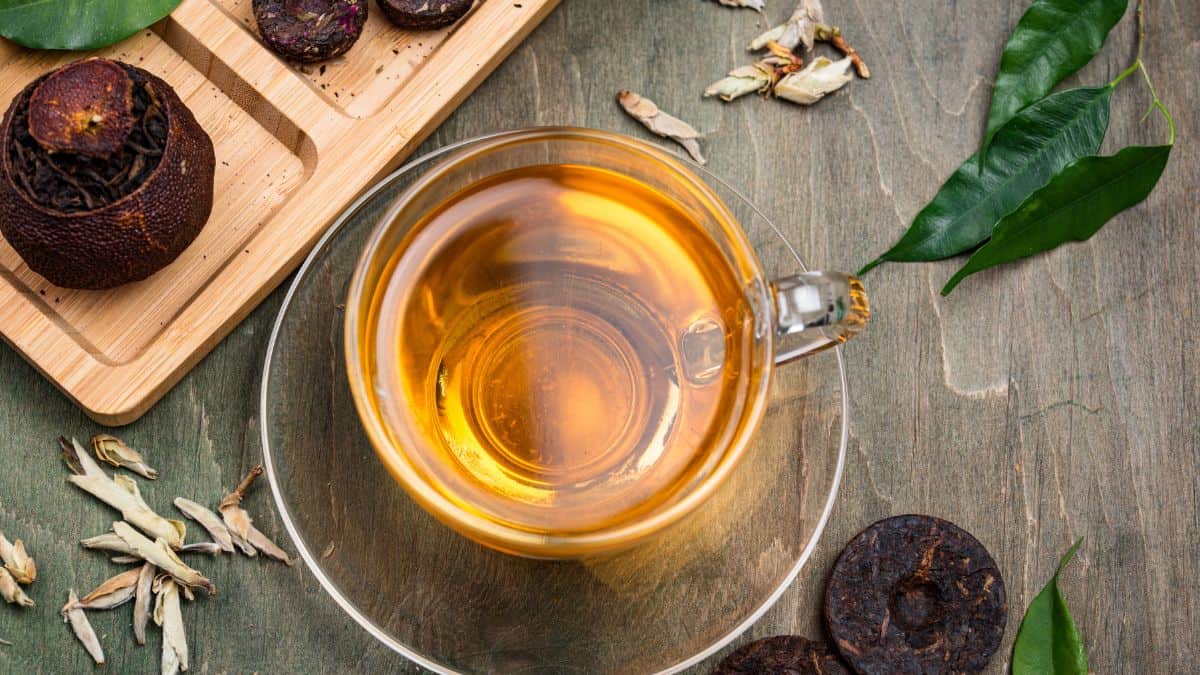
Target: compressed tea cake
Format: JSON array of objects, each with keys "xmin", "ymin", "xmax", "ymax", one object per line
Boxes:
[{"xmin": 824, "ymin": 515, "xmax": 1007, "ymax": 674}]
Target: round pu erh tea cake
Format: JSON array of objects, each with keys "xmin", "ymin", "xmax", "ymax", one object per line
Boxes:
[
  {"xmin": 715, "ymin": 636, "xmax": 851, "ymax": 674},
  {"xmin": 824, "ymin": 515, "xmax": 1008, "ymax": 674},
  {"xmin": 378, "ymin": 0, "xmax": 473, "ymax": 30},
  {"xmin": 253, "ymin": 0, "xmax": 368, "ymax": 63},
  {"xmin": 0, "ymin": 58, "xmax": 215, "ymax": 290}
]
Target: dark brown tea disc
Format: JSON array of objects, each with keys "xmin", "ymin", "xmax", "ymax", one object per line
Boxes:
[
  {"xmin": 715, "ymin": 636, "xmax": 851, "ymax": 674},
  {"xmin": 253, "ymin": 0, "xmax": 368, "ymax": 63},
  {"xmin": 377, "ymin": 0, "xmax": 473, "ymax": 30},
  {"xmin": 824, "ymin": 515, "xmax": 1007, "ymax": 674}
]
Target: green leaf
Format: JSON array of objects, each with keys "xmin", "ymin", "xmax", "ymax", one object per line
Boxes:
[
  {"xmin": 0, "ymin": 0, "xmax": 183, "ymax": 51},
  {"xmin": 980, "ymin": 0, "xmax": 1127, "ymax": 164},
  {"xmin": 1011, "ymin": 539, "xmax": 1088, "ymax": 675},
  {"xmin": 942, "ymin": 144, "xmax": 1171, "ymax": 294},
  {"xmin": 860, "ymin": 86, "xmax": 1112, "ymax": 274}
]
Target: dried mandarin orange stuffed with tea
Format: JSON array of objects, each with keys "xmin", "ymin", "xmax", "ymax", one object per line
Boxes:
[{"xmin": 0, "ymin": 58, "xmax": 215, "ymax": 290}]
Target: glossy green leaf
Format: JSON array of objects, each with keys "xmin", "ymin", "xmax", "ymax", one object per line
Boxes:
[
  {"xmin": 0, "ymin": 0, "xmax": 183, "ymax": 51},
  {"xmin": 980, "ymin": 0, "xmax": 1127, "ymax": 164},
  {"xmin": 942, "ymin": 144, "xmax": 1171, "ymax": 294},
  {"xmin": 860, "ymin": 86, "xmax": 1112, "ymax": 274},
  {"xmin": 1011, "ymin": 539, "xmax": 1088, "ymax": 675}
]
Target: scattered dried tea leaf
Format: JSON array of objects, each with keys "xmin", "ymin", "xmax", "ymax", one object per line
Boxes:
[
  {"xmin": 174, "ymin": 497, "xmax": 235, "ymax": 553},
  {"xmin": 705, "ymin": 63, "xmax": 777, "ymax": 102},
  {"xmin": 0, "ymin": 533, "xmax": 36, "ymax": 585},
  {"xmin": 111, "ymin": 555, "xmax": 142, "ymax": 564},
  {"xmin": 134, "ymin": 562, "xmax": 156, "ymax": 646},
  {"xmin": 711, "ymin": 0, "xmax": 764, "ymax": 10},
  {"xmin": 228, "ymin": 529, "xmax": 258, "ymax": 558},
  {"xmin": 763, "ymin": 40, "xmax": 806, "ymax": 73},
  {"xmin": 179, "ymin": 542, "xmax": 224, "ymax": 555},
  {"xmin": 750, "ymin": 0, "xmax": 824, "ymax": 52},
  {"xmin": 774, "ymin": 56, "xmax": 853, "ymax": 105},
  {"xmin": 154, "ymin": 576, "xmax": 188, "ymax": 675},
  {"xmin": 111, "ymin": 521, "xmax": 215, "ymax": 595},
  {"xmin": 616, "ymin": 90, "xmax": 706, "ymax": 164},
  {"xmin": 62, "ymin": 590, "xmax": 105, "ymax": 665},
  {"xmin": 66, "ymin": 567, "xmax": 141, "ymax": 611},
  {"xmin": 219, "ymin": 467, "xmax": 293, "ymax": 565},
  {"xmin": 0, "ymin": 637, "xmax": 10, "ymax": 646},
  {"xmin": 60, "ymin": 437, "xmax": 186, "ymax": 548},
  {"xmin": 0, "ymin": 568, "xmax": 34, "ymax": 607},
  {"xmin": 82, "ymin": 532, "xmax": 136, "ymax": 555},
  {"xmin": 706, "ymin": 41, "xmax": 807, "ymax": 103},
  {"xmin": 92, "ymin": 434, "xmax": 159, "ymax": 480},
  {"xmin": 814, "ymin": 24, "xmax": 870, "ymax": 78},
  {"xmin": 244, "ymin": 527, "xmax": 293, "ymax": 565}
]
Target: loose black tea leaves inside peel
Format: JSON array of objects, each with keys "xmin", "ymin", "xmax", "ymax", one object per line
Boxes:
[
  {"xmin": 824, "ymin": 514, "xmax": 1007, "ymax": 674},
  {"xmin": 8, "ymin": 63, "xmax": 167, "ymax": 214}
]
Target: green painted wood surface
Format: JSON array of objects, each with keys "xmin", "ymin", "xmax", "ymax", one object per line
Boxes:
[{"xmin": 1, "ymin": 0, "xmax": 1197, "ymax": 672}]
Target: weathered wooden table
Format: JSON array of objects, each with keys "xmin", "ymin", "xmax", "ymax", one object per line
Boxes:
[{"xmin": 1, "ymin": 1, "xmax": 1195, "ymax": 672}]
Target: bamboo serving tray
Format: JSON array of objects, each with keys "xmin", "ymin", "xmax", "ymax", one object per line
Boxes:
[{"xmin": 0, "ymin": 0, "xmax": 558, "ymax": 425}]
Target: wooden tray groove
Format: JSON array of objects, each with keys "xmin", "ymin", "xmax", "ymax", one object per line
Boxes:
[{"xmin": 0, "ymin": 0, "xmax": 559, "ymax": 423}]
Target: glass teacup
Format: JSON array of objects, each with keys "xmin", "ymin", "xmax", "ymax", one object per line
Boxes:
[{"xmin": 345, "ymin": 127, "xmax": 867, "ymax": 558}]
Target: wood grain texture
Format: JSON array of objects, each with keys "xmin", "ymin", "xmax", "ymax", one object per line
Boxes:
[
  {"xmin": 0, "ymin": 0, "xmax": 559, "ymax": 425},
  {"xmin": 1, "ymin": 0, "xmax": 1197, "ymax": 672}
]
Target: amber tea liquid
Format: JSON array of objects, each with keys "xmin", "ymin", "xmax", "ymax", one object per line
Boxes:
[{"xmin": 363, "ymin": 164, "xmax": 760, "ymax": 536}]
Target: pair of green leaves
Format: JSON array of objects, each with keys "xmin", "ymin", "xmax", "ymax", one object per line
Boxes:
[
  {"xmin": 0, "ymin": 0, "xmax": 183, "ymax": 51},
  {"xmin": 861, "ymin": 0, "xmax": 1175, "ymax": 294},
  {"xmin": 1012, "ymin": 539, "xmax": 1088, "ymax": 674}
]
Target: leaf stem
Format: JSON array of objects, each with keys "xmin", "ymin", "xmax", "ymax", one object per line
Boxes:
[
  {"xmin": 1108, "ymin": 60, "xmax": 1140, "ymax": 88},
  {"xmin": 1136, "ymin": 0, "xmax": 1147, "ymax": 62},
  {"xmin": 1137, "ymin": 61, "xmax": 1175, "ymax": 144}
]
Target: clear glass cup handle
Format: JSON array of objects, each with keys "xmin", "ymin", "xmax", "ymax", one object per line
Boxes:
[{"xmin": 771, "ymin": 271, "xmax": 869, "ymax": 365}]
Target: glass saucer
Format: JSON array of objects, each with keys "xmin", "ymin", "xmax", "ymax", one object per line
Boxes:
[{"xmin": 260, "ymin": 132, "xmax": 849, "ymax": 674}]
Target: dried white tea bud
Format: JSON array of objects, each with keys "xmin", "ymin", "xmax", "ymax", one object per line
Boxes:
[
  {"xmin": 179, "ymin": 542, "xmax": 224, "ymax": 555},
  {"xmin": 774, "ymin": 56, "xmax": 854, "ymax": 105},
  {"xmin": 82, "ymin": 532, "xmax": 136, "ymax": 555},
  {"xmin": 617, "ymin": 90, "xmax": 706, "ymax": 164},
  {"xmin": 0, "ymin": 533, "xmax": 36, "ymax": 585},
  {"xmin": 65, "ymin": 567, "xmax": 141, "ymax": 611},
  {"xmin": 92, "ymin": 434, "xmax": 159, "ymax": 480},
  {"xmin": 110, "ymin": 521, "xmax": 215, "ymax": 595},
  {"xmin": 705, "ymin": 42, "xmax": 806, "ymax": 103},
  {"xmin": 750, "ymin": 0, "xmax": 824, "ymax": 52},
  {"xmin": 219, "ymin": 466, "xmax": 293, "ymax": 564},
  {"xmin": 174, "ymin": 497, "xmax": 235, "ymax": 553},
  {"xmin": 134, "ymin": 562, "xmax": 156, "ymax": 645},
  {"xmin": 711, "ymin": 0, "xmax": 764, "ymax": 10},
  {"xmin": 705, "ymin": 63, "xmax": 777, "ymax": 102},
  {"xmin": 815, "ymin": 23, "xmax": 870, "ymax": 78},
  {"xmin": 62, "ymin": 590, "xmax": 104, "ymax": 664},
  {"xmin": 154, "ymin": 576, "xmax": 188, "ymax": 675},
  {"xmin": 60, "ymin": 437, "xmax": 185, "ymax": 548},
  {"xmin": 0, "ymin": 568, "xmax": 33, "ymax": 607}
]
